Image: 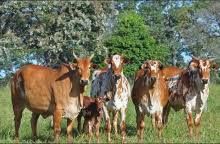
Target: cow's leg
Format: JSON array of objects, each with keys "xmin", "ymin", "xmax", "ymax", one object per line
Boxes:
[
  {"xmin": 53, "ymin": 109, "xmax": 63, "ymax": 143},
  {"xmin": 137, "ymin": 112, "xmax": 145, "ymax": 143},
  {"xmin": 95, "ymin": 116, "xmax": 102, "ymax": 143},
  {"xmin": 106, "ymin": 118, "xmax": 111, "ymax": 142},
  {"xmin": 13, "ymin": 106, "xmax": 24, "ymax": 142},
  {"xmin": 50, "ymin": 116, "xmax": 54, "ymax": 128},
  {"xmin": 155, "ymin": 112, "xmax": 163, "ymax": 138},
  {"xmin": 186, "ymin": 112, "xmax": 194, "ymax": 137},
  {"xmin": 152, "ymin": 113, "xmax": 156, "ymax": 128},
  {"xmin": 31, "ymin": 113, "xmax": 40, "ymax": 141},
  {"xmin": 120, "ymin": 108, "xmax": 126, "ymax": 143},
  {"xmin": 162, "ymin": 103, "xmax": 171, "ymax": 126},
  {"xmin": 77, "ymin": 113, "xmax": 82, "ymax": 133},
  {"xmin": 88, "ymin": 120, "xmax": 93, "ymax": 143},
  {"xmin": 83, "ymin": 118, "xmax": 89, "ymax": 133},
  {"xmin": 112, "ymin": 110, "xmax": 119, "ymax": 135},
  {"xmin": 67, "ymin": 118, "xmax": 74, "ymax": 143},
  {"xmin": 103, "ymin": 106, "xmax": 111, "ymax": 142},
  {"xmin": 194, "ymin": 112, "xmax": 202, "ymax": 138}
]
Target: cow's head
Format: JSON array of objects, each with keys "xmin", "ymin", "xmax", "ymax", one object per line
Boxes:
[
  {"xmin": 141, "ymin": 60, "xmax": 163, "ymax": 87},
  {"xmin": 105, "ymin": 54, "xmax": 129, "ymax": 79},
  {"xmin": 72, "ymin": 52, "xmax": 98, "ymax": 86},
  {"xmin": 188, "ymin": 56, "xmax": 218, "ymax": 84}
]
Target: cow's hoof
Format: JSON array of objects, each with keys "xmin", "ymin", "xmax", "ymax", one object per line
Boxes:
[
  {"xmin": 108, "ymin": 139, "xmax": 112, "ymax": 143},
  {"xmin": 14, "ymin": 137, "xmax": 19, "ymax": 144},
  {"xmin": 67, "ymin": 136, "xmax": 73, "ymax": 144}
]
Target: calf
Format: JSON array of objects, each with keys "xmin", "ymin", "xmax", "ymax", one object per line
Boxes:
[
  {"xmin": 132, "ymin": 60, "xmax": 169, "ymax": 142},
  {"xmin": 164, "ymin": 56, "xmax": 218, "ymax": 137},
  {"xmin": 77, "ymin": 96, "xmax": 105, "ymax": 143}
]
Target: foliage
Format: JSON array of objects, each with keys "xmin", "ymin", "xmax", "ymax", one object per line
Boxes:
[
  {"xmin": 0, "ymin": 1, "xmax": 117, "ymax": 81},
  {"xmin": 105, "ymin": 10, "xmax": 169, "ymax": 77},
  {"xmin": 177, "ymin": 1, "xmax": 220, "ymax": 59}
]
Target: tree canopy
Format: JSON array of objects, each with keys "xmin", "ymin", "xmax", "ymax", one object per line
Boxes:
[{"xmin": 105, "ymin": 10, "xmax": 169, "ymax": 77}]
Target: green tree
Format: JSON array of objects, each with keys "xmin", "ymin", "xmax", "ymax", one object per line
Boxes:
[
  {"xmin": 105, "ymin": 10, "xmax": 169, "ymax": 77},
  {"xmin": 0, "ymin": 1, "xmax": 117, "ymax": 84}
]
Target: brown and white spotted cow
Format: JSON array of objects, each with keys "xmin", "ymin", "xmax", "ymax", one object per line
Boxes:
[
  {"xmin": 132, "ymin": 60, "xmax": 169, "ymax": 142},
  {"xmin": 163, "ymin": 56, "xmax": 218, "ymax": 137},
  {"xmin": 91, "ymin": 54, "xmax": 130, "ymax": 143}
]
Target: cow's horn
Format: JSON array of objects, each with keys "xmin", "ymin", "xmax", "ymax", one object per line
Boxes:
[
  {"xmin": 192, "ymin": 55, "xmax": 199, "ymax": 60},
  {"xmin": 208, "ymin": 57, "xmax": 216, "ymax": 62},
  {"xmin": 72, "ymin": 50, "xmax": 78, "ymax": 59},
  {"xmin": 90, "ymin": 53, "xmax": 94, "ymax": 59}
]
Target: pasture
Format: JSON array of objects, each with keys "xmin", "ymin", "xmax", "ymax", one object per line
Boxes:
[{"xmin": 0, "ymin": 84, "xmax": 219, "ymax": 143}]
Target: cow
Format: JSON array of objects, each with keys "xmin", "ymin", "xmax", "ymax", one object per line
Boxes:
[
  {"xmin": 162, "ymin": 56, "xmax": 218, "ymax": 137},
  {"xmin": 10, "ymin": 52, "xmax": 96, "ymax": 143},
  {"xmin": 160, "ymin": 66, "xmax": 183, "ymax": 124},
  {"xmin": 132, "ymin": 60, "xmax": 169, "ymax": 142},
  {"xmin": 77, "ymin": 96, "xmax": 105, "ymax": 143},
  {"xmin": 91, "ymin": 54, "xmax": 130, "ymax": 143}
]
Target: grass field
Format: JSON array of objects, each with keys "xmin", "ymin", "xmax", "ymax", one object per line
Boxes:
[{"xmin": 0, "ymin": 84, "xmax": 220, "ymax": 143}]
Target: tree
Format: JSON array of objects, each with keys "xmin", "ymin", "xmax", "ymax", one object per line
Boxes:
[
  {"xmin": 176, "ymin": 1, "xmax": 220, "ymax": 59},
  {"xmin": 0, "ymin": 1, "xmax": 117, "ymax": 84},
  {"xmin": 105, "ymin": 10, "xmax": 169, "ymax": 78}
]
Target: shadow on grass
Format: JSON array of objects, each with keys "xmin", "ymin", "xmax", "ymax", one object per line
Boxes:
[{"xmin": 126, "ymin": 124, "xmax": 137, "ymax": 136}]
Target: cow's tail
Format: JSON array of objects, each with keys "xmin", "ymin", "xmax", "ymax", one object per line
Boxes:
[
  {"xmin": 10, "ymin": 76, "xmax": 16, "ymax": 101},
  {"xmin": 11, "ymin": 70, "xmax": 25, "ymax": 105}
]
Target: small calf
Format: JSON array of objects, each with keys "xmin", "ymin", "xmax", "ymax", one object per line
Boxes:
[{"xmin": 77, "ymin": 96, "xmax": 105, "ymax": 143}]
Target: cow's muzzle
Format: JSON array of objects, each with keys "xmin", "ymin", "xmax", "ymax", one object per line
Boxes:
[
  {"xmin": 80, "ymin": 80, "xmax": 88, "ymax": 85},
  {"xmin": 113, "ymin": 75, "xmax": 121, "ymax": 81},
  {"xmin": 144, "ymin": 76, "xmax": 156, "ymax": 86},
  {"xmin": 202, "ymin": 79, "xmax": 208, "ymax": 84}
]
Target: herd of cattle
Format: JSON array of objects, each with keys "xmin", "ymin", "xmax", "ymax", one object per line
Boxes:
[{"xmin": 10, "ymin": 52, "xmax": 218, "ymax": 143}]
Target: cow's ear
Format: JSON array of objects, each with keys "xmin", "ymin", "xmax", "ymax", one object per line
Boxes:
[
  {"xmin": 104, "ymin": 58, "xmax": 111, "ymax": 64},
  {"xmin": 211, "ymin": 62, "xmax": 219, "ymax": 71},
  {"xmin": 123, "ymin": 57, "xmax": 129, "ymax": 64},
  {"xmin": 73, "ymin": 58, "xmax": 78, "ymax": 63},
  {"xmin": 92, "ymin": 64, "xmax": 98, "ymax": 69},
  {"xmin": 159, "ymin": 61, "xmax": 164, "ymax": 70},
  {"xmin": 68, "ymin": 63, "xmax": 77, "ymax": 70},
  {"xmin": 141, "ymin": 63, "xmax": 147, "ymax": 69}
]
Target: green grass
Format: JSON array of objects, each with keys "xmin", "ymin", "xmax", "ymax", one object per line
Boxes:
[{"xmin": 0, "ymin": 84, "xmax": 220, "ymax": 143}]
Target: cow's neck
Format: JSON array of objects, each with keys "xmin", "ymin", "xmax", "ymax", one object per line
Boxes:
[
  {"xmin": 149, "ymin": 75, "xmax": 160, "ymax": 96},
  {"xmin": 187, "ymin": 70, "xmax": 204, "ymax": 92},
  {"xmin": 70, "ymin": 70, "xmax": 81, "ymax": 97}
]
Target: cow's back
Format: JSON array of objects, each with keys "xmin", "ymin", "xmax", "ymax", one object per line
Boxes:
[{"xmin": 162, "ymin": 66, "xmax": 183, "ymax": 80}]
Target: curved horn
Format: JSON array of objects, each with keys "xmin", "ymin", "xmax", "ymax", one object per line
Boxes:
[
  {"xmin": 191, "ymin": 55, "xmax": 199, "ymax": 61},
  {"xmin": 208, "ymin": 57, "xmax": 216, "ymax": 62},
  {"xmin": 72, "ymin": 49, "xmax": 78, "ymax": 59},
  {"xmin": 90, "ymin": 53, "xmax": 94, "ymax": 59}
]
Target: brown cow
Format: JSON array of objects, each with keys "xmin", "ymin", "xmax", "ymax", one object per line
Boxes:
[
  {"xmin": 161, "ymin": 66, "xmax": 183, "ymax": 124},
  {"xmin": 163, "ymin": 56, "xmax": 218, "ymax": 137},
  {"xmin": 77, "ymin": 96, "xmax": 105, "ymax": 143},
  {"xmin": 11, "ymin": 53, "xmax": 96, "ymax": 143},
  {"xmin": 132, "ymin": 60, "xmax": 169, "ymax": 142}
]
